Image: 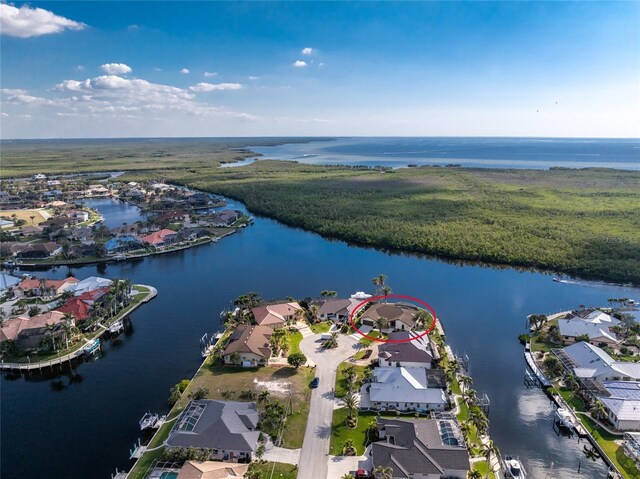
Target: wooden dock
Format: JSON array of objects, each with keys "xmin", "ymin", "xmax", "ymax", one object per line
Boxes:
[{"xmin": 524, "ymin": 350, "xmax": 551, "ymax": 387}]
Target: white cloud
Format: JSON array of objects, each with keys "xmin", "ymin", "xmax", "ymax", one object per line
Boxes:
[
  {"xmin": 1, "ymin": 88, "xmax": 54, "ymax": 105},
  {"xmin": 153, "ymin": 67, "xmax": 163, "ymax": 72},
  {"xmin": 204, "ymin": 71, "xmax": 217, "ymax": 78},
  {"xmin": 302, "ymin": 47, "xmax": 313, "ymax": 55},
  {"xmin": 180, "ymin": 68, "xmax": 190, "ymax": 74},
  {"xmin": 1, "ymin": 112, "xmax": 8, "ymax": 117},
  {"xmin": 0, "ymin": 3, "xmax": 86, "ymax": 38},
  {"xmin": 248, "ymin": 76, "xmax": 260, "ymax": 80},
  {"xmin": 293, "ymin": 60, "xmax": 307, "ymax": 68},
  {"xmin": 76, "ymin": 65, "xmax": 85, "ymax": 71},
  {"xmin": 189, "ymin": 82, "xmax": 243, "ymax": 92},
  {"xmin": 101, "ymin": 63, "xmax": 132, "ymax": 75}
]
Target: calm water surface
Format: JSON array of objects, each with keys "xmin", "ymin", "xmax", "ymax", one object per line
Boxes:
[
  {"xmin": 248, "ymin": 137, "xmax": 640, "ymax": 170},
  {"xmin": 2, "ymin": 197, "xmax": 638, "ymax": 479}
]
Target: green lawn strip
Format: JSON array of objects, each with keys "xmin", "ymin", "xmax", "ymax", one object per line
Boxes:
[
  {"xmin": 580, "ymin": 415, "xmax": 639, "ymax": 479},
  {"xmin": 309, "ymin": 322, "xmax": 331, "ymax": 334},
  {"xmin": 249, "ymin": 462, "xmax": 298, "ymax": 479},
  {"xmin": 472, "ymin": 459, "xmax": 496, "ymax": 479},
  {"xmin": 557, "ymin": 388, "xmax": 586, "ymax": 412}
]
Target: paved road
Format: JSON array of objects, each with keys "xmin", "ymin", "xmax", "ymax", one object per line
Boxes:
[{"xmin": 297, "ymin": 332, "xmax": 359, "ymax": 479}]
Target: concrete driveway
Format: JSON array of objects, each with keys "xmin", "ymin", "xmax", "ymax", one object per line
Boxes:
[{"xmin": 297, "ymin": 332, "xmax": 360, "ymax": 479}]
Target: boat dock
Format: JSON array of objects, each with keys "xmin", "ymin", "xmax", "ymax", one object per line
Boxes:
[{"xmin": 524, "ymin": 349, "xmax": 551, "ymax": 387}]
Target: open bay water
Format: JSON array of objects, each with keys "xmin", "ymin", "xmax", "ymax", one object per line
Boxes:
[
  {"xmin": 248, "ymin": 137, "xmax": 640, "ymax": 170},
  {"xmin": 2, "ymin": 196, "xmax": 638, "ymax": 479}
]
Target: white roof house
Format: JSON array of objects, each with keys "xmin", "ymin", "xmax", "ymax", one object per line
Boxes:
[
  {"xmin": 600, "ymin": 381, "xmax": 640, "ymax": 431},
  {"xmin": 563, "ymin": 342, "xmax": 640, "ymax": 382},
  {"xmin": 558, "ymin": 319, "xmax": 620, "ymax": 344},
  {"xmin": 363, "ymin": 367, "xmax": 447, "ymax": 412},
  {"xmin": 0, "ymin": 273, "xmax": 20, "ymax": 293},
  {"xmin": 68, "ymin": 276, "xmax": 113, "ymax": 295}
]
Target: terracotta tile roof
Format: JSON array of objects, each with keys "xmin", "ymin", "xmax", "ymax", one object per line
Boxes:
[
  {"xmin": 177, "ymin": 461, "xmax": 249, "ymax": 479},
  {"xmin": 251, "ymin": 302, "xmax": 302, "ymax": 326},
  {"xmin": 140, "ymin": 228, "xmax": 178, "ymax": 245},
  {"xmin": 18, "ymin": 276, "xmax": 79, "ymax": 292},
  {"xmin": 56, "ymin": 297, "xmax": 91, "ymax": 321},
  {"xmin": 0, "ymin": 311, "xmax": 68, "ymax": 341}
]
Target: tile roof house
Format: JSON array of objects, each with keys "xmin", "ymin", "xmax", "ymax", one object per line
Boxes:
[
  {"xmin": 140, "ymin": 228, "xmax": 179, "ymax": 248},
  {"xmin": 176, "ymin": 461, "xmax": 249, "ymax": 479},
  {"xmin": 104, "ymin": 236, "xmax": 144, "ymax": 255},
  {"xmin": 110, "ymin": 223, "xmax": 141, "ymax": 237},
  {"xmin": 222, "ymin": 325, "xmax": 273, "ymax": 366},
  {"xmin": 211, "ymin": 210, "xmax": 243, "ymax": 227},
  {"xmin": 251, "ymin": 302, "xmax": 302, "ymax": 329},
  {"xmin": 17, "ymin": 276, "xmax": 79, "ymax": 297},
  {"xmin": 360, "ymin": 303, "xmax": 421, "ymax": 332},
  {"xmin": 599, "ymin": 381, "xmax": 640, "ymax": 431},
  {"xmin": 372, "ymin": 417, "xmax": 470, "ymax": 479},
  {"xmin": 309, "ymin": 298, "xmax": 356, "ymax": 322},
  {"xmin": 361, "ymin": 367, "xmax": 448, "ymax": 412},
  {"xmin": 378, "ymin": 331, "xmax": 439, "ymax": 369},
  {"xmin": 55, "ymin": 297, "xmax": 92, "ymax": 322},
  {"xmin": 0, "ymin": 311, "xmax": 72, "ymax": 351},
  {"xmin": 560, "ymin": 342, "xmax": 640, "ymax": 383},
  {"xmin": 166, "ymin": 400, "xmax": 260, "ymax": 463}
]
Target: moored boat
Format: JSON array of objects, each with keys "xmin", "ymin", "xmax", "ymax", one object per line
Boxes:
[{"xmin": 503, "ymin": 455, "xmax": 527, "ymax": 478}]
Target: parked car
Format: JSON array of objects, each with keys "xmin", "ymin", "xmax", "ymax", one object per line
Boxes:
[
  {"xmin": 355, "ymin": 469, "xmax": 372, "ymax": 479},
  {"xmin": 310, "ymin": 377, "xmax": 320, "ymax": 388}
]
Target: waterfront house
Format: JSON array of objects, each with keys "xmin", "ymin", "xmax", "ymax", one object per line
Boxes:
[
  {"xmin": 140, "ymin": 228, "xmax": 179, "ymax": 248},
  {"xmin": 70, "ymin": 276, "xmax": 113, "ymax": 296},
  {"xmin": 41, "ymin": 216, "xmax": 73, "ymax": 229},
  {"xmin": 372, "ymin": 417, "xmax": 470, "ymax": 479},
  {"xmin": 378, "ymin": 331, "xmax": 440, "ymax": 368},
  {"xmin": 47, "ymin": 200, "xmax": 73, "ymax": 209},
  {"xmin": 104, "ymin": 236, "xmax": 144, "ymax": 255},
  {"xmin": 555, "ymin": 342, "xmax": 640, "ymax": 383},
  {"xmin": 222, "ymin": 325, "xmax": 273, "ymax": 366},
  {"xmin": 18, "ymin": 225, "xmax": 45, "ymax": 237},
  {"xmin": 110, "ymin": 223, "xmax": 141, "ymax": 237},
  {"xmin": 179, "ymin": 227, "xmax": 210, "ymax": 242},
  {"xmin": 56, "ymin": 297, "xmax": 92, "ymax": 322},
  {"xmin": 0, "ymin": 273, "xmax": 20, "ymax": 294},
  {"xmin": 17, "ymin": 276, "xmax": 79, "ymax": 297},
  {"xmin": 69, "ymin": 227, "xmax": 95, "ymax": 245},
  {"xmin": 309, "ymin": 298, "xmax": 356, "ymax": 322},
  {"xmin": 211, "ymin": 210, "xmax": 243, "ymax": 227},
  {"xmin": 558, "ymin": 309, "xmax": 622, "ymax": 345},
  {"xmin": 176, "ymin": 461, "xmax": 249, "ymax": 479},
  {"xmin": 0, "ymin": 241, "xmax": 29, "ymax": 258},
  {"xmin": 360, "ymin": 367, "xmax": 448, "ymax": 412},
  {"xmin": 251, "ymin": 302, "xmax": 302, "ymax": 329},
  {"xmin": 166, "ymin": 400, "xmax": 260, "ymax": 462},
  {"xmin": 599, "ymin": 381, "xmax": 640, "ymax": 431},
  {"xmin": 15, "ymin": 242, "xmax": 63, "ymax": 259},
  {"xmin": 360, "ymin": 302, "xmax": 421, "ymax": 332},
  {"xmin": 154, "ymin": 210, "xmax": 188, "ymax": 224},
  {"xmin": 0, "ymin": 311, "xmax": 72, "ymax": 351},
  {"xmin": 67, "ymin": 210, "xmax": 90, "ymax": 222}
]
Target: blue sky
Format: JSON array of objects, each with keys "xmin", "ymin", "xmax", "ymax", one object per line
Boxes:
[{"xmin": 1, "ymin": 1, "xmax": 638, "ymax": 138}]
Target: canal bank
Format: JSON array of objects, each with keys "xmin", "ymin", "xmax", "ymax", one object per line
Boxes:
[{"xmin": 2, "ymin": 194, "xmax": 637, "ymax": 479}]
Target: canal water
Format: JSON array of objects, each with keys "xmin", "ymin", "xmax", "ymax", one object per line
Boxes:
[{"xmin": 2, "ymin": 197, "xmax": 638, "ymax": 479}]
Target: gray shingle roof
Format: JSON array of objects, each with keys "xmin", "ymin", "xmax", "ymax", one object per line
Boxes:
[{"xmin": 167, "ymin": 400, "xmax": 260, "ymax": 452}]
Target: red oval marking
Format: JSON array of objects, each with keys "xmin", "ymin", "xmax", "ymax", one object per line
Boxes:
[{"xmin": 348, "ymin": 294, "xmax": 437, "ymax": 343}]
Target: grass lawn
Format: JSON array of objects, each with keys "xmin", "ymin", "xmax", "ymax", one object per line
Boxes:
[
  {"xmin": 580, "ymin": 415, "xmax": 639, "ymax": 479},
  {"xmin": 1, "ymin": 208, "xmax": 50, "ymax": 225},
  {"xmin": 309, "ymin": 321, "xmax": 331, "ymax": 334},
  {"xmin": 286, "ymin": 330, "xmax": 303, "ymax": 355},
  {"xmin": 249, "ymin": 462, "xmax": 298, "ymax": 479},
  {"xmin": 472, "ymin": 459, "xmax": 496, "ymax": 479},
  {"xmin": 558, "ymin": 388, "xmax": 586, "ymax": 412},
  {"xmin": 188, "ymin": 363, "xmax": 313, "ymax": 449},
  {"xmin": 329, "ymin": 409, "xmax": 379, "ymax": 455},
  {"xmin": 335, "ymin": 362, "xmax": 368, "ymax": 398}
]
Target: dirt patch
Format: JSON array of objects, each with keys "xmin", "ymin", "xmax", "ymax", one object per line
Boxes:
[{"xmin": 253, "ymin": 378, "xmax": 292, "ymax": 396}]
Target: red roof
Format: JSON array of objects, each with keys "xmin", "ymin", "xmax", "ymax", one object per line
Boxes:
[
  {"xmin": 56, "ymin": 297, "xmax": 91, "ymax": 321},
  {"xmin": 76, "ymin": 287, "xmax": 109, "ymax": 302},
  {"xmin": 140, "ymin": 228, "xmax": 178, "ymax": 245}
]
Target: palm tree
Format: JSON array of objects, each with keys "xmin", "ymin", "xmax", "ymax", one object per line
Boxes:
[
  {"xmin": 470, "ymin": 407, "xmax": 489, "ymax": 435},
  {"xmin": 342, "ymin": 439, "xmax": 357, "ymax": 456},
  {"xmin": 460, "ymin": 420, "xmax": 473, "ymax": 447},
  {"xmin": 374, "ymin": 316, "xmax": 388, "ymax": 333},
  {"xmin": 343, "ymin": 391, "xmax": 359, "ymax": 425},
  {"xmin": 467, "ymin": 470, "xmax": 482, "ymax": 479},
  {"xmin": 341, "ymin": 474, "xmax": 355, "ymax": 479},
  {"xmin": 459, "ymin": 374, "xmax": 473, "ymax": 391},
  {"xmin": 343, "ymin": 365, "xmax": 357, "ymax": 385},
  {"xmin": 590, "ymin": 400, "xmax": 606, "ymax": 422},
  {"xmin": 372, "ymin": 465, "xmax": 393, "ymax": 479},
  {"xmin": 462, "ymin": 389, "xmax": 478, "ymax": 408},
  {"xmin": 480, "ymin": 440, "xmax": 498, "ymax": 478},
  {"xmin": 44, "ymin": 323, "xmax": 58, "ymax": 351},
  {"xmin": 414, "ymin": 310, "xmax": 432, "ymax": 330},
  {"xmin": 269, "ymin": 328, "xmax": 287, "ymax": 355},
  {"xmin": 308, "ymin": 304, "xmax": 321, "ymax": 324},
  {"xmin": 257, "ymin": 390, "xmax": 270, "ymax": 405},
  {"xmin": 362, "ymin": 367, "xmax": 373, "ymax": 383},
  {"xmin": 372, "ymin": 274, "xmax": 388, "ymax": 296}
]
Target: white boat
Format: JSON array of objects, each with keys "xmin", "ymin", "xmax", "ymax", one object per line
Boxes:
[
  {"xmin": 139, "ymin": 412, "xmax": 159, "ymax": 430},
  {"xmin": 82, "ymin": 338, "xmax": 101, "ymax": 355},
  {"xmin": 555, "ymin": 407, "xmax": 576, "ymax": 429},
  {"xmin": 503, "ymin": 456, "xmax": 527, "ymax": 478}
]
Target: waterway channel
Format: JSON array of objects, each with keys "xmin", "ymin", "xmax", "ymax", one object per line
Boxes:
[{"xmin": 2, "ymin": 196, "xmax": 638, "ymax": 479}]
